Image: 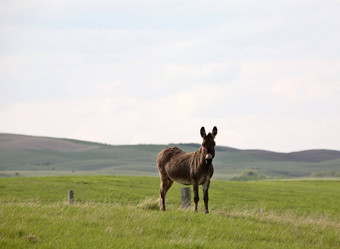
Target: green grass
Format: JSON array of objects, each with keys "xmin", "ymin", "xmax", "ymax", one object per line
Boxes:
[{"xmin": 0, "ymin": 176, "xmax": 339, "ymax": 248}]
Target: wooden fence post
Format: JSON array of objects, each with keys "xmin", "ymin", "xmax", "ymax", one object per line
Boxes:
[
  {"xmin": 68, "ymin": 190, "xmax": 75, "ymax": 204},
  {"xmin": 181, "ymin": 187, "xmax": 191, "ymax": 209}
]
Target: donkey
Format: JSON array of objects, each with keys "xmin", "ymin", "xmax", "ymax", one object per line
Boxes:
[{"xmin": 157, "ymin": 126, "xmax": 217, "ymax": 213}]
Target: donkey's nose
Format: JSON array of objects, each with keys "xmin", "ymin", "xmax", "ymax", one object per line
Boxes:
[{"xmin": 205, "ymin": 153, "xmax": 213, "ymax": 164}]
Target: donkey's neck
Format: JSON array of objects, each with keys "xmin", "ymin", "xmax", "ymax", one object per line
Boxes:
[{"xmin": 196, "ymin": 146, "xmax": 206, "ymax": 165}]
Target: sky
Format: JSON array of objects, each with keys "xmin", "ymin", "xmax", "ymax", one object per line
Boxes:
[{"xmin": 1, "ymin": 0, "xmax": 340, "ymax": 152}]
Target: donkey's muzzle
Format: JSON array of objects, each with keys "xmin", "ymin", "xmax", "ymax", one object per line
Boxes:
[{"xmin": 205, "ymin": 153, "xmax": 213, "ymax": 164}]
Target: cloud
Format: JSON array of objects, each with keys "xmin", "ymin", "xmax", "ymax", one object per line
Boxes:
[
  {"xmin": 1, "ymin": 0, "xmax": 340, "ymax": 151},
  {"xmin": 1, "ymin": 75, "xmax": 339, "ymax": 152}
]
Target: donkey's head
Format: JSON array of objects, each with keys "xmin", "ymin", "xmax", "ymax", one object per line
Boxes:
[{"xmin": 200, "ymin": 126, "xmax": 218, "ymax": 164}]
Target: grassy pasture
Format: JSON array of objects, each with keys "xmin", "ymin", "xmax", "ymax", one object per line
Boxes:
[{"xmin": 0, "ymin": 176, "xmax": 339, "ymax": 248}]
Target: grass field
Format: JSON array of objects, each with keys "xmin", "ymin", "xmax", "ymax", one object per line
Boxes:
[{"xmin": 0, "ymin": 176, "xmax": 339, "ymax": 248}]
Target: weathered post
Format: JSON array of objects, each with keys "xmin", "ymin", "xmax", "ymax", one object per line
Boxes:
[
  {"xmin": 68, "ymin": 190, "xmax": 75, "ymax": 204},
  {"xmin": 181, "ymin": 187, "xmax": 191, "ymax": 209}
]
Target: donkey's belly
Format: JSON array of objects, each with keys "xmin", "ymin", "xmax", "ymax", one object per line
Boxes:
[
  {"xmin": 166, "ymin": 166, "xmax": 191, "ymax": 185},
  {"xmin": 169, "ymin": 176, "xmax": 191, "ymax": 185}
]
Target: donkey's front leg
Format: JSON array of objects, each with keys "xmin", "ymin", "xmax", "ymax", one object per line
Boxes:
[
  {"xmin": 193, "ymin": 182, "xmax": 199, "ymax": 212},
  {"xmin": 203, "ymin": 180, "xmax": 210, "ymax": 214}
]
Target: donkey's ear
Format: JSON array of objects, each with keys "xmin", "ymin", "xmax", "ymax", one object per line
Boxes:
[
  {"xmin": 200, "ymin": 127, "xmax": 206, "ymax": 138},
  {"xmin": 212, "ymin": 126, "xmax": 218, "ymax": 138}
]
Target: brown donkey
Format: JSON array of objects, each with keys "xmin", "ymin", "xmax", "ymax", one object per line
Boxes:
[{"xmin": 157, "ymin": 126, "xmax": 217, "ymax": 213}]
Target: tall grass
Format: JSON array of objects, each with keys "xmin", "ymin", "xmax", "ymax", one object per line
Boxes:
[{"xmin": 0, "ymin": 176, "xmax": 339, "ymax": 248}]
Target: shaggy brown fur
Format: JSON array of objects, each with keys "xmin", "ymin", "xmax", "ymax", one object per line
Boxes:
[{"xmin": 157, "ymin": 126, "xmax": 217, "ymax": 213}]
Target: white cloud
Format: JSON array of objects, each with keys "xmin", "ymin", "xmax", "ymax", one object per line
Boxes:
[{"xmin": 1, "ymin": 1, "xmax": 340, "ymax": 151}]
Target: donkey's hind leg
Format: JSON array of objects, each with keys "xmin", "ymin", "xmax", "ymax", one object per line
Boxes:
[
  {"xmin": 159, "ymin": 177, "xmax": 173, "ymax": 211},
  {"xmin": 159, "ymin": 179, "xmax": 167, "ymax": 211}
]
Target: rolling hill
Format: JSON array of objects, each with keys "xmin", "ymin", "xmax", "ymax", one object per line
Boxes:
[{"xmin": 1, "ymin": 133, "xmax": 340, "ymax": 178}]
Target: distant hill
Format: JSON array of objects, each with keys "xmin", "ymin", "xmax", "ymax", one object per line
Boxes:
[
  {"xmin": 0, "ymin": 134, "xmax": 102, "ymax": 152},
  {"xmin": 244, "ymin": 149, "xmax": 340, "ymax": 163},
  {"xmin": 1, "ymin": 133, "xmax": 340, "ymax": 178}
]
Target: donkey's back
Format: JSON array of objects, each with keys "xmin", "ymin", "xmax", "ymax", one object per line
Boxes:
[
  {"xmin": 157, "ymin": 147, "xmax": 183, "ymax": 168},
  {"xmin": 157, "ymin": 147, "xmax": 192, "ymax": 184}
]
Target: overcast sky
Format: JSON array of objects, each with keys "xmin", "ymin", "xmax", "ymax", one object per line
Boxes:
[{"xmin": 1, "ymin": 0, "xmax": 340, "ymax": 152}]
